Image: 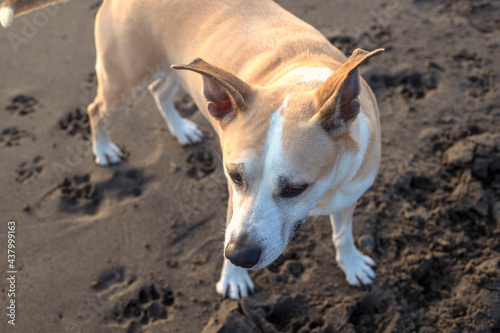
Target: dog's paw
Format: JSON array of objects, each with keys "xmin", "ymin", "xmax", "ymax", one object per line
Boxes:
[
  {"xmin": 170, "ymin": 118, "xmax": 203, "ymax": 146},
  {"xmin": 216, "ymin": 267, "xmax": 254, "ymax": 299},
  {"xmin": 94, "ymin": 140, "xmax": 123, "ymax": 166},
  {"xmin": 337, "ymin": 250, "xmax": 375, "ymax": 286}
]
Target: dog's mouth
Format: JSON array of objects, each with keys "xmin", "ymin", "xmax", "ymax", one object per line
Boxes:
[
  {"xmin": 232, "ymin": 216, "xmax": 307, "ymax": 270},
  {"xmin": 288, "ymin": 217, "xmax": 307, "ymax": 243},
  {"xmin": 249, "ymin": 218, "xmax": 307, "ymax": 270},
  {"xmin": 293, "ymin": 218, "xmax": 306, "ymax": 233}
]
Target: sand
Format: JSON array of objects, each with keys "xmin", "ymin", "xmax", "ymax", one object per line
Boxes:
[{"xmin": 0, "ymin": 0, "xmax": 499, "ymax": 332}]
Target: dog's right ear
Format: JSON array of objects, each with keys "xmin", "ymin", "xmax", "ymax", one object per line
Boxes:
[{"xmin": 172, "ymin": 58, "xmax": 251, "ymax": 123}]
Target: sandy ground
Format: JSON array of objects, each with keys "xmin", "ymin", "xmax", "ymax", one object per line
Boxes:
[{"xmin": 0, "ymin": 0, "xmax": 499, "ymax": 332}]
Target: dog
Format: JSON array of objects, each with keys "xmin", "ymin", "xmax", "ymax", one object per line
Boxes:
[{"xmin": 1, "ymin": 0, "xmax": 384, "ymax": 299}]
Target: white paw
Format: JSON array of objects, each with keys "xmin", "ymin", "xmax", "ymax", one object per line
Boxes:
[
  {"xmin": 170, "ymin": 118, "xmax": 203, "ymax": 146},
  {"xmin": 337, "ymin": 250, "xmax": 376, "ymax": 286},
  {"xmin": 93, "ymin": 140, "xmax": 123, "ymax": 166},
  {"xmin": 216, "ymin": 268, "xmax": 254, "ymax": 299}
]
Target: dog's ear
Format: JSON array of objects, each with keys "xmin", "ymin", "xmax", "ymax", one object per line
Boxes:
[
  {"xmin": 313, "ymin": 48, "xmax": 384, "ymax": 136},
  {"xmin": 172, "ymin": 58, "xmax": 251, "ymax": 122}
]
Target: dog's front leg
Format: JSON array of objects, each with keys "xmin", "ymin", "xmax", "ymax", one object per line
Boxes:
[
  {"xmin": 216, "ymin": 258, "xmax": 255, "ymax": 299},
  {"xmin": 330, "ymin": 203, "xmax": 376, "ymax": 286},
  {"xmin": 216, "ymin": 185, "xmax": 254, "ymax": 299}
]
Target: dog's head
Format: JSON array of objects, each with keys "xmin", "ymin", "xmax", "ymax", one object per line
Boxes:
[{"xmin": 172, "ymin": 48, "xmax": 382, "ymax": 269}]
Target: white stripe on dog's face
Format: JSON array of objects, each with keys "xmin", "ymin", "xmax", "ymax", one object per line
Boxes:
[
  {"xmin": 225, "ymin": 97, "xmax": 290, "ymax": 268},
  {"xmin": 262, "ymin": 95, "xmax": 288, "ymax": 181}
]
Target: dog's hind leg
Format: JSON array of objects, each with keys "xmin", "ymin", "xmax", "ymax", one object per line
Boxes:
[
  {"xmin": 87, "ymin": 62, "xmax": 126, "ymax": 166},
  {"xmin": 148, "ymin": 74, "xmax": 203, "ymax": 146},
  {"xmin": 330, "ymin": 203, "xmax": 376, "ymax": 286},
  {"xmin": 88, "ymin": 49, "xmax": 150, "ymax": 165},
  {"xmin": 87, "ymin": 1, "xmax": 148, "ymax": 166}
]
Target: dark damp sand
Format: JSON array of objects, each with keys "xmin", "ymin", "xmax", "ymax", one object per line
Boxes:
[{"xmin": 0, "ymin": 0, "xmax": 499, "ymax": 332}]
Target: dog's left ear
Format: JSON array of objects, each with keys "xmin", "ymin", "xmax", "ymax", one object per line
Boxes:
[
  {"xmin": 314, "ymin": 48, "xmax": 384, "ymax": 136},
  {"xmin": 172, "ymin": 58, "xmax": 251, "ymax": 123}
]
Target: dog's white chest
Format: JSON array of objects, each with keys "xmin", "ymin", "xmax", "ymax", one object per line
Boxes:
[{"xmin": 309, "ymin": 112, "xmax": 375, "ymax": 215}]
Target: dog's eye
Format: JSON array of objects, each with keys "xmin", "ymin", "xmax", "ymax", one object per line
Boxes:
[
  {"xmin": 229, "ymin": 171, "xmax": 243, "ymax": 185},
  {"xmin": 281, "ymin": 184, "xmax": 308, "ymax": 198}
]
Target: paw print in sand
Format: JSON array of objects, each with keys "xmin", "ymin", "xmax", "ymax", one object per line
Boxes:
[
  {"xmin": 59, "ymin": 108, "xmax": 91, "ymax": 141},
  {"xmin": 108, "ymin": 283, "xmax": 174, "ymax": 333},
  {"xmin": 0, "ymin": 127, "xmax": 33, "ymax": 147},
  {"xmin": 59, "ymin": 174, "xmax": 100, "ymax": 214},
  {"xmin": 16, "ymin": 156, "xmax": 45, "ymax": 183},
  {"xmin": 186, "ymin": 147, "xmax": 216, "ymax": 179},
  {"xmin": 5, "ymin": 94, "xmax": 39, "ymax": 116}
]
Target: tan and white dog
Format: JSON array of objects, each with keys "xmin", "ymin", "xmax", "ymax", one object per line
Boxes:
[{"xmin": 2, "ymin": 0, "xmax": 384, "ymax": 299}]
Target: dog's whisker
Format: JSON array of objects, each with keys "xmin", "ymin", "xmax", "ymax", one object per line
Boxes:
[{"xmin": 211, "ymin": 144, "xmax": 223, "ymax": 163}]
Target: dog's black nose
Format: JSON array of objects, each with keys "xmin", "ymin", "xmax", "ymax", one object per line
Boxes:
[{"xmin": 225, "ymin": 237, "xmax": 261, "ymax": 268}]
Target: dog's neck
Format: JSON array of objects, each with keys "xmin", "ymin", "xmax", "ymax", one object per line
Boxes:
[{"xmin": 235, "ymin": 47, "xmax": 346, "ymax": 87}]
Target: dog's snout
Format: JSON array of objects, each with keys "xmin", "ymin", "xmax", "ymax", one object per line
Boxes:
[{"xmin": 225, "ymin": 236, "xmax": 261, "ymax": 268}]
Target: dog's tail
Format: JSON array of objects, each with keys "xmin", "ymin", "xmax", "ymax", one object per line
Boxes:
[{"xmin": 0, "ymin": 0, "xmax": 66, "ymax": 28}]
